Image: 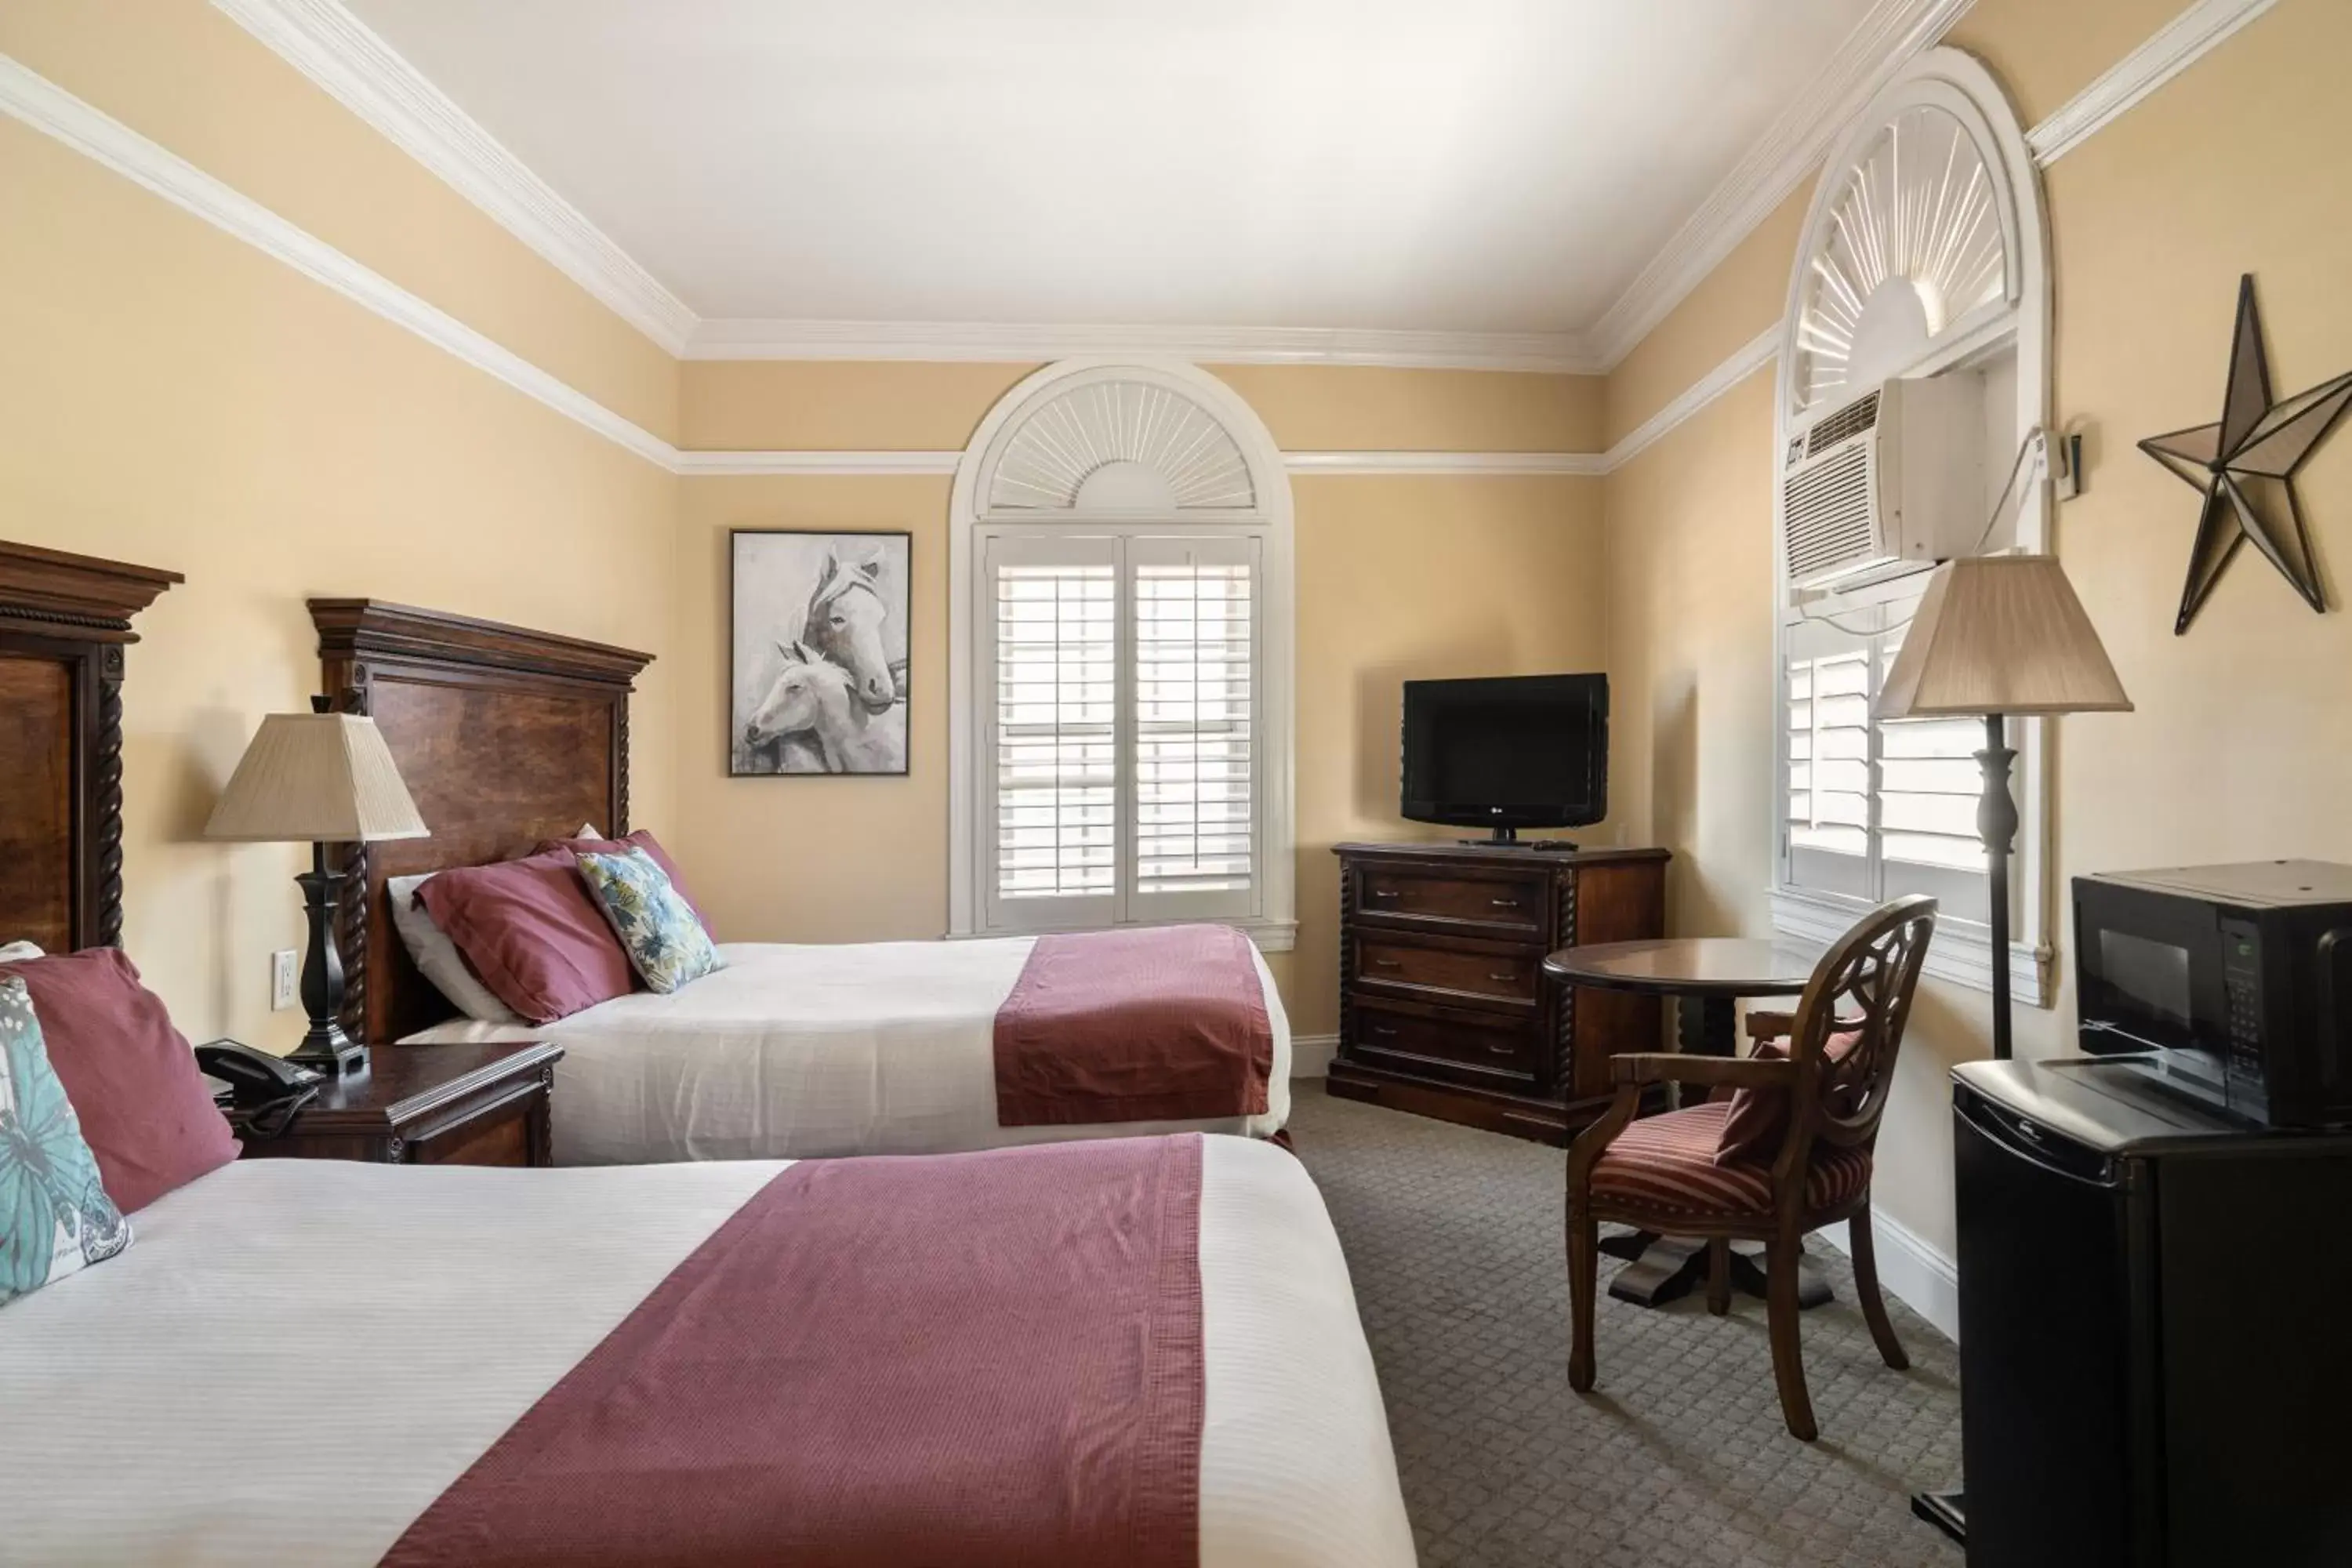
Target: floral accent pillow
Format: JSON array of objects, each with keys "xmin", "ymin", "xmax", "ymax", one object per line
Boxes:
[
  {"xmin": 574, "ymin": 846, "xmax": 724, "ymax": 995},
  {"xmin": 0, "ymin": 978, "xmax": 131, "ymax": 1305}
]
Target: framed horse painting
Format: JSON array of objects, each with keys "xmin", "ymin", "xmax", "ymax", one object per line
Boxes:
[{"xmin": 730, "ymin": 530, "xmax": 912, "ymax": 775}]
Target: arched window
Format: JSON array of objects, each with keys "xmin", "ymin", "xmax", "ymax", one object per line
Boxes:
[
  {"xmin": 949, "ymin": 360, "xmax": 1295, "ymax": 949},
  {"xmin": 1769, "ymin": 47, "xmax": 2056, "ymax": 1003}
]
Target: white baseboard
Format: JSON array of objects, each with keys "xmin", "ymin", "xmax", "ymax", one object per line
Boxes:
[
  {"xmin": 1813, "ymin": 1205, "xmax": 1959, "ymax": 1343},
  {"xmin": 1290, "ymin": 1033, "xmax": 1338, "ymax": 1080}
]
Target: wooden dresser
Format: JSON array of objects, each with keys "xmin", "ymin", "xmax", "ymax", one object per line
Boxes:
[{"xmin": 1328, "ymin": 841, "xmax": 1669, "ymax": 1145}]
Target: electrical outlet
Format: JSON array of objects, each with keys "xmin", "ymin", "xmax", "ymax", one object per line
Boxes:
[{"xmin": 270, "ymin": 949, "xmax": 299, "ymax": 1011}]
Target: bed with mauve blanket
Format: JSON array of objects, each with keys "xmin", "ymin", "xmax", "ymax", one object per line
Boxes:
[
  {"xmin": 0, "ymin": 1134, "xmax": 1411, "ymax": 1567},
  {"xmin": 401, "ymin": 925, "xmax": 1291, "ymax": 1163}
]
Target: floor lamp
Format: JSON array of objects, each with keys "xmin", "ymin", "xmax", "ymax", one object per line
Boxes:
[{"xmin": 1874, "ymin": 553, "xmax": 2133, "ymax": 1542}]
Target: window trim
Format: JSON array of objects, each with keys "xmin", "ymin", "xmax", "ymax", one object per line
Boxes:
[
  {"xmin": 949, "ymin": 358, "xmax": 1296, "ymax": 951},
  {"xmin": 1766, "ymin": 48, "xmax": 2053, "ymax": 1004}
]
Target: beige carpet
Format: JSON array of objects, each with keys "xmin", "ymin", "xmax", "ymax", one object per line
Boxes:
[{"xmin": 1286, "ymin": 1082, "xmax": 1965, "ymax": 1567}]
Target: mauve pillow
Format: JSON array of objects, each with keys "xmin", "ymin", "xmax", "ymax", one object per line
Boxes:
[
  {"xmin": 0, "ymin": 948, "xmax": 241, "ymax": 1213},
  {"xmin": 1713, "ymin": 1029, "xmax": 1861, "ymax": 1167},
  {"xmin": 417, "ymin": 849, "xmax": 637, "ymax": 1024},
  {"xmin": 534, "ymin": 829, "xmax": 713, "ymax": 938}
]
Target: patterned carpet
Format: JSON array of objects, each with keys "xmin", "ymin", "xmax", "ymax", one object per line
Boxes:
[{"xmin": 1286, "ymin": 1083, "xmax": 1965, "ymax": 1568}]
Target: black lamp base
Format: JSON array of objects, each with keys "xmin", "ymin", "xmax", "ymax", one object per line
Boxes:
[
  {"xmin": 289, "ymin": 850, "xmax": 368, "ymax": 1079},
  {"xmin": 1911, "ymin": 1486, "xmax": 1965, "ymax": 1544},
  {"xmin": 285, "ymin": 1027, "xmax": 367, "ymax": 1079}
]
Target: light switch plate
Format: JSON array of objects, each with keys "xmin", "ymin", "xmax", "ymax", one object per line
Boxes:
[{"xmin": 270, "ymin": 949, "xmax": 299, "ymax": 1011}]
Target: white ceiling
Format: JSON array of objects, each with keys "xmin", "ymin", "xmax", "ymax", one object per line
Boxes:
[{"xmin": 341, "ymin": 0, "xmax": 1878, "ymax": 338}]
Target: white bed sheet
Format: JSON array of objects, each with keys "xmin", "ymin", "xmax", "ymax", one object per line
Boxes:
[
  {"xmin": 0, "ymin": 1141, "xmax": 1413, "ymax": 1568},
  {"xmin": 401, "ymin": 936, "xmax": 1294, "ymax": 1163}
]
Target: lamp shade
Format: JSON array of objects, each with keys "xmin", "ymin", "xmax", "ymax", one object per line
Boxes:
[
  {"xmin": 204, "ymin": 711, "xmax": 429, "ymax": 843},
  {"xmin": 1875, "ymin": 555, "xmax": 2134, "ymax": 720}
]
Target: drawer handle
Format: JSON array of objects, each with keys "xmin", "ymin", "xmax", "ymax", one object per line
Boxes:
[
  {"xmin": 1370, "ymin": 958, "xmax": 1402, "ymax": 970},
  {"xmin": 1487, "ymin": 1041, "xmax": 1518, "ymax": 1055},
  {"xmin": 1371, "ymin": 1025, "xmax": 1399, "ymax": 1038},
  {"xmin": 1486, "ymin": 971, "xmax": 1518, "ymax": 982},
  {"xmin": 1371, "ymin": 889, "xmax": 1400, "ymax": 900},
  {"xmin": 1490, "ymin": 898, "xmax": 1522, "ymax": 909}
]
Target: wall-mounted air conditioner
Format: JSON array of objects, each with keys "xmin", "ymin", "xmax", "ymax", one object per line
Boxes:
[{"xmin": 1780, "ymin": 375, "xmax": 1986, "ymax": 592}]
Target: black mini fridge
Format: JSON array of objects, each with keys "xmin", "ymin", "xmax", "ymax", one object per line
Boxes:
[{"xmin": 1952, "ymin": 1058, "xmax": 2352, "ymax": 1567}]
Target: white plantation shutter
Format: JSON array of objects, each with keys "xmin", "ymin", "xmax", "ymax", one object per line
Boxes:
[
  {"xmin": 985, "ymin": 535, "xmax": 1118, "ymax": 925},
  {"xmin": 1784, "ymin": 619, "xmax": 1871, "ymax": 900},
  {"xmin": 1876, "ymin": 639, "xmax": 1987, "ymax": 873},
  {"xmin": 1781, "ymin": 604, "xmax": 1991, "ymax": 920},
  {"xmin": 1132, "ymin": 537, "xmax": 1257, "ymax": 914},
  {"xmin": 979, "ymin": 528, "xmax": 1262, "ymax": 931}
]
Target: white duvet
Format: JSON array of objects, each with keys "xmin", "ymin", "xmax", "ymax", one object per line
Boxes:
[
  {"xmin": 0, "ymin": 1142, "xmax": 1414, "ymax": 1567},
  {"xmin": 402, "ymin": 937, "xmax": 1294, "ymax": 1163}
]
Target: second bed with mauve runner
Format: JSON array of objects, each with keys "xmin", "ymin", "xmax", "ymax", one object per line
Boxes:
[
  {"xmin": 383, "ymin": 1134, "xmax": 1207, "ymax": 1568},
  {"xmin": 993, "ymin": 923, "xmax": 1275, "ymax": 1127}
]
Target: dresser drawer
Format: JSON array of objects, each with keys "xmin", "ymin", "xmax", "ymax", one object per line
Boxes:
[
  {"xmin": 1348, "ymin": 999, "xmax": 1539, "ymax": 1086},
  {"xmin": 1356, "ymin": 864, "xmax": 1547, "ymax": 937},
  {"xmin": 1356, "ymin": 934, "xmax": 1540, "ymax": 1007}
]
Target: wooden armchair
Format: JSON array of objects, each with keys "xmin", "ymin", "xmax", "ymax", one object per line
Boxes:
[{"xmin": 1565, "ymin": 895, "xmax": 1937, "ymax": 1439}]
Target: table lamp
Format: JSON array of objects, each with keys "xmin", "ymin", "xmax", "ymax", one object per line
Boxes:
[
  {"xmin": 205, "ymin": 696, "xmax": 427, "ymax": 1076},
  {"xmin": 1874, "ymin": 554, "xmax": 2132, "ymax": 1059}
]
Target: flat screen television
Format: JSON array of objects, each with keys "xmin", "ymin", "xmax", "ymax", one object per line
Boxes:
[{"xmin": 1400, "ymin": 673, "xmax": 1608, "ymax": 842}]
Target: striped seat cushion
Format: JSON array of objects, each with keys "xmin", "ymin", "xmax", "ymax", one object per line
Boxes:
[{"xmin": 1585, "ymin": 1102, "xmax": 1871, "ymax": 1221}]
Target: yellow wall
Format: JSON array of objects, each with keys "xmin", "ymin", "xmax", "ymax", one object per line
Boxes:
[
  {"xmin": 1599, "ymin": 0, "xmax": 2352, "ymax": 1258},
  {"xmin": 0, "ymin": 113, "xmax": 679, "ymax": 1050},
  {"xmin": 1287, "ymin": 474, "xmax": 1608, "ymax": 1033},
  {"xmin": 0, "ymin": 0, "xmax": 680, "ymax": 442}
]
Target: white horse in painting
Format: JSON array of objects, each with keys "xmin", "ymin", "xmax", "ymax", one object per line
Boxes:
[
  {"xmin": 742, "ymin": 641, "xmax": 906, "ymax": 775},
  {"xmin": 801, "ymin": 546, "xmax": 906, "ymax": 714}
]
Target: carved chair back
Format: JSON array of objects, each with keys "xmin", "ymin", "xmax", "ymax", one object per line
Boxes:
[{"xmin": 1769, "ymin": 895, "xmax": 1937, "ymax": 1189}]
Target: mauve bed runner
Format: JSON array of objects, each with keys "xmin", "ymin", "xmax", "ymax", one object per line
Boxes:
[
  {"xmin": 994, "ymin": 924, "xmax": 1274, "ymax": 1127},
  {"xmin": 382, "ymin": 1135, "xmax": 1207, "ymax": 1568}
]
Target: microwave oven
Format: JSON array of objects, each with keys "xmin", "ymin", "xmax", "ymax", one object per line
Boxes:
[{"xmin": 2074, "ymin": 860, "xmax": 2352, "ymax": 1127}]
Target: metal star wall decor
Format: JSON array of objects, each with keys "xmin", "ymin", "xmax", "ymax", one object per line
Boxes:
[{"xmin": 2140, "ymin": 275, "xmax": 2352, "ymax": 633}]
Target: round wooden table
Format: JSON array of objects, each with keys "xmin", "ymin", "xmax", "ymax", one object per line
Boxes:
[{"xmin": 1542, "ymin": 936, "xmax": 1832, "ymax": 1311}]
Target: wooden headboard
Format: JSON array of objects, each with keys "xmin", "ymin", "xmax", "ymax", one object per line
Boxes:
[
  {"xmin": 0, "ymin": 542, "xmax": 180, "ymax": 952},
  {"xmin": 311, "ymin": 600, "xmax": 654, "ymax": 1044}
]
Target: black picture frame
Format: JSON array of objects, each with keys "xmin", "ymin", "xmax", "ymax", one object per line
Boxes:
[{"xmin": 728, "ymin": 528, "xmax": 913, "ymax": 777}]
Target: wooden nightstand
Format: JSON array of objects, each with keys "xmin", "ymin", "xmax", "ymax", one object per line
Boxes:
[{"xmin": 226, "ymin": 1041, "xmax": 562, "ymax": 1167}]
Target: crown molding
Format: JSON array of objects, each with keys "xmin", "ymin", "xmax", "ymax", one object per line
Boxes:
[
  {"xmin": 1585, "ymin": 0, "xmax": 1975, "ymax": 371},
  {"xmin": 684, "ymin": 318, "xmax": 1599, "ymax": 374},
  {"xmin": 1600, "ymin": 328, "xmax": 1780, "ymax": 474},
  {"xmin": 209, "ymin": 0, "xmax": 697, "ymax": 354},
  {"xmin": 0, "ymin": 56, "xmax": 1612, "ymax": 483},
  {"xmin": 2025, "ymin": 0, "xmax": 2278, "ymax": 165},
  {"xmin": 192, "ymin": 0, "xmax": 2274, "ymax": 387},
  {"xmin": 1283, "ymin": 451, "xmax": 1603, "ymax": 477},
  {"xmin": 0, "ymin": 52, "xmax": 679, "ymax": 470},
  {"xmin": 673, "ymin": 450, "xmax": 962, "ymax": 477}
]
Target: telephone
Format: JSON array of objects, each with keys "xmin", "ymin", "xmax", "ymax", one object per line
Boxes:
[{"xmin": 194, "ymin": 1040, "xmax": 321, "ymax": 1136}]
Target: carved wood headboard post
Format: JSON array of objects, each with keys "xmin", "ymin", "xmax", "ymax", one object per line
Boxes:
[
  {"xmin": 0, "ymin": 542, "xmax": 181, "ymax": 952},
  {"xmin": 307, "ymin": 601, "xmax": 654, "ymax": 1044}
]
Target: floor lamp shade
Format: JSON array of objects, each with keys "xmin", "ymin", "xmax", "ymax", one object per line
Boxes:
[
  {"xmin": 1875, "ymin": 555, "xmax": 2135, "ymax": 721},
  {"xmin": 204, "ymin": 712, "xmax": 428, "ymax": 844},
  {"xmin": 205, "ymin": 707, "xmax": 426, "ymax": 1077}
]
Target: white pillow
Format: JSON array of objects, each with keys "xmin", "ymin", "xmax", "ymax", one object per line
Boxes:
[
  {"xmin": 573, "ymin": 823, "xmax": 602, "ymax": 840},
  {"xmin": 387, "ymin": 873, "xmax": 521, "ymax": 1025},
  {"xmin": 0, "ymin": 942, "xmax": 44, "ymax": 963}
]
